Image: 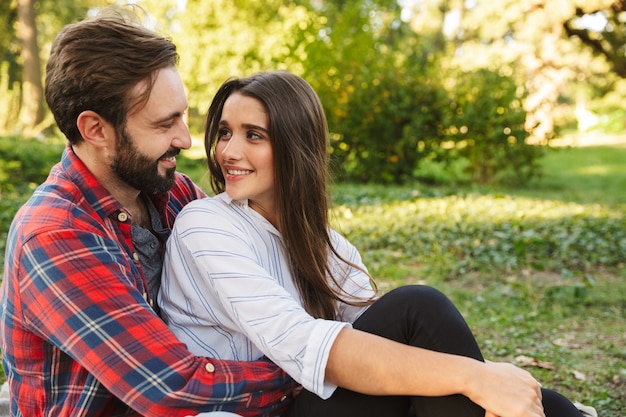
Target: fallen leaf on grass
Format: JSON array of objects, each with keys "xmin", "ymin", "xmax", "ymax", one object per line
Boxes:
[
  {"xmin": 552, "ymin": 337, "xmax": 581, "ymax": 349},
  {"xmin": 514, "ymin": 355, "xmax": 555, "ymax": 370},
  {"xmin": 573, "ymin": 370, "xmax": 587, "ymax": 381}
]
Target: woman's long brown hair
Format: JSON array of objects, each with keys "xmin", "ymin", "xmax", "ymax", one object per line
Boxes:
[{"xmin": 205, "ymin": 71, "xmax": 377, "ymax": 319}]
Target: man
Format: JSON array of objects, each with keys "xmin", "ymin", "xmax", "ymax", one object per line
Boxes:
[{"xmin": 0, "ymin": 8, "xmax": 294, "ymax": 417}]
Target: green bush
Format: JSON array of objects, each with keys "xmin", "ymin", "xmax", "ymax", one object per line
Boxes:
[
  {"xmin": 0, "ymin": 135, "xmax": 65, "ymax": 193},
  {"xmin": 326, "ymin": 60, "xmax": 444, "ymax": 184},
  {"xmin": 441, "ymin": 68, "xmax": 542, "ymax": 186},
  {"xmin": 0, "ymin": 136, "xmax": 64, "ymax": 259},
  {"xmin": 322, "ymin": 40, "xmax": 446, "ymax": 185},
  {"xmin": 319, "ymin": 57, "xmax": 542, "ymax": 185}
]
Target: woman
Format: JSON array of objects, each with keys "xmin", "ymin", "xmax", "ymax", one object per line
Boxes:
[{"xmin": 160, "ymin": 71, "xmax": 584, "ymax": 417}]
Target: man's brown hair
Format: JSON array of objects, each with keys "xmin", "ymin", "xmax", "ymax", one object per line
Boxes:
[{"xmin": 45, "ymin": 7, "xmax": 178, "ymax": 144}]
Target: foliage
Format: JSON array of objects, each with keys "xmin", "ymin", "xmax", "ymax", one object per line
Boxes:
[
  {"xmin": 329, "ymin": 144, "xmax": 626, "ymax": 283},
  {"xmin": 564, "ymin": 0, "xmax": 626, "ymax": 78},
  {"xmin": 296, "ymin": 1, "xmax": 539, "ymax": 185},
  {"xmin": 0, "ymin": 0, "xmax": 18, "ymax": 87},
  {"xmin": 440, "ymin": 67, "xmax": 541, "ymax": 185},
  {"xmin": 170, "ymin": 0, "xmax": 317, "ymax": 132},
  {"xmin": 432, "ymin": 0, "xmax": 626, "ymax": 143},
  {"xmin": 333, "ymin": 192, "xmax": 625, "ymax": 277},
  {"xmin": 0, "ymin": 134, "xmax": 57, "ymax": 259},
  {"xmin": 327, "ymin": 144, "xmax": 626, "ymax": 416},
  {"xmin": 0, "ymin": 62, "xmax": 21, "ymax": 135},
  {"xmin": 302, "ymin": 2, "xmax": 446, "ymax": 184},
  {"xmin": 448, "ymin": 267, "xmax": 626, "ymax": 417},
  {"xmin": 0, "ymin": 135, "xmax": 64, "ymax": 193},
  {"xmin": 3, "ymin": 0, "xmax": 625, "ymax": 184}
]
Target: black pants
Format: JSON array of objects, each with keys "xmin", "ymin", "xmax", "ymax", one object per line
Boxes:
[{"xmin": 284, "ymin": 285, "xmax": 582, "ymax": 417}]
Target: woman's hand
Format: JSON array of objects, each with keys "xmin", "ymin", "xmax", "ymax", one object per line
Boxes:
[{"xmin": 468, "ymin": 360, "xmax": 545, "ymax": 417}]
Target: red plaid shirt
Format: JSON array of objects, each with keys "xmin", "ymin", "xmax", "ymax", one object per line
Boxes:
[{"xmin": 0, "ymin": 145, "xmax": 295, "ymax": 417}]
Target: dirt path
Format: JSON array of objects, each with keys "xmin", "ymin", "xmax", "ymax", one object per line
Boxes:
[{"xmin": 550, "ymin": 133, "xmax": 626, "ymax": 147}]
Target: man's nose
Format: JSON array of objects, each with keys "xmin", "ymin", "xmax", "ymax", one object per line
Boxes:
[{"xmin": 172, "ymin": 120, "xmax": 192, "ymax": 149}]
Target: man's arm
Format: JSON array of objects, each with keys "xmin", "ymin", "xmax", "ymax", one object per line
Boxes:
[{"xmin": 19, "ymin": 229, "xmax": 295, "ymax": 416}]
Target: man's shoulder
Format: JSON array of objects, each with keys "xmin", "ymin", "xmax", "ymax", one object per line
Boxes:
[
  {"xmin": 17, "ymin": 183, "xmax": 80, "ymax": 222},
  {"xmin": 11, "ymin": 178, "xmax": 108, "ymax": 241}
]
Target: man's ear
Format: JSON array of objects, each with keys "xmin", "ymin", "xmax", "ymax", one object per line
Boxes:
[{"xmin": 76, "ymin": 110, "xmax": 113, "ymax": 148}]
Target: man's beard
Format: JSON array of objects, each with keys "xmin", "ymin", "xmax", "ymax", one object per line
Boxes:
[{"xmin": 111, "ymin": 128, "xmax": 178, "ymax": 194}]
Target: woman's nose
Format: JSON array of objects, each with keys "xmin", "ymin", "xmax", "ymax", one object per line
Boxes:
[{"xmin": 220, "ymin": 135, "xmax": 243, "ymax": 159}]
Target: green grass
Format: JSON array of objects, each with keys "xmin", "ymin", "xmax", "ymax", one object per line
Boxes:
[
  {"xmin": 1, "ymin": 141, "xmax": 625, "ymax": 415},
  {"xmin": 513, "ymin": 141, "xmax": 626, "ymax": 206},
  {"xmin": 327, "ymin": 143, "xmax": 626, "ymax": 416}
]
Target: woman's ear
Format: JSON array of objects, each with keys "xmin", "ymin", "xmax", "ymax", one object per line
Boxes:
[{"xmin": 76, "ymin": 110, "xmax": 113, "ymax": 148}]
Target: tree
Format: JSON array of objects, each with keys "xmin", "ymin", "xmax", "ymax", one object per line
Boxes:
[
  {"xmin": 0, "ymin": 0, "xmax": 18, "ymax": 80},
  {"xmin": 5, "ymin": 0, "xmax": 99, "ymax": 137},
  {"xmin": 16, "ymin": 0, "xmax": 44, "ymax": 131},
  {"xmin": 564, "ymin": 1, "xmax": 626, "ymax": 78},
  {"xmin": 0, "ymin": 0, "xmax": 19, "ymax": 135},
  {"xmin": 413, "ymin": 0, "xmax": 625, "ymax": 142}
]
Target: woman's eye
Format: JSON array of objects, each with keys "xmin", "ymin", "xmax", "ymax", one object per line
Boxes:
[
  {"xmin": 218, "ymin": 129, "xmax": 232, "ymax": 140},
  {"xmin": 248, "ymin": 131, "xmax": 264, "ymax": 140}
]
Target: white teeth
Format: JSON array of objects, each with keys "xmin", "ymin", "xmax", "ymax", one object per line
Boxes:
[{"xmin": 228, "ymin": 169, "xmax": 250, "ymax": 175}]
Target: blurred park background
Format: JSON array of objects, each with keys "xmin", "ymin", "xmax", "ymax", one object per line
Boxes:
[
  {"xmin": 1, "ymin": 0, "xmax": 625, "ymax": 416},
  {"xmin": 3, "ymin": 0, "xmax": 626, "ymax": 184}
]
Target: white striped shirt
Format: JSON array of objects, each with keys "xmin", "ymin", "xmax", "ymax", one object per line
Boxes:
[{"xmin": 159, "ymin": 193, "xmax": 375, "ymax": 398}]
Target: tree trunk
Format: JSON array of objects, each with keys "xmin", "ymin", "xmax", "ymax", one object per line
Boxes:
[{"xmin": 17, "ymin": 0, "xmax": 44, "ymax": 133}]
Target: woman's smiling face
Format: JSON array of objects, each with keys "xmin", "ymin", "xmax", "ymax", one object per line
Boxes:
[{"xmin": 216, "ymin": 92, "xmax": 276, "ymax": 221}]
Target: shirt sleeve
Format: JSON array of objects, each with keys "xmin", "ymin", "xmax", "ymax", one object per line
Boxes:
[
  {"xmin": 17, "ymin": 228, "xmax": 295, "ymax": 417},
  {"xmin": 162, "ymin": 202, "xmax": 350, "ymax": 399}
]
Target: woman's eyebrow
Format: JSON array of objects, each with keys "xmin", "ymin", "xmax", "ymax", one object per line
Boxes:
[{"xmin": 242, "ymin": 123, "xmax": 269, "ymax": 133}]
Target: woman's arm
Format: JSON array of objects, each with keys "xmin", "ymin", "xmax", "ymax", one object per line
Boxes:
[{"xmin": 327, "ymin": 328, "xmax": 545, "ymax": 417}]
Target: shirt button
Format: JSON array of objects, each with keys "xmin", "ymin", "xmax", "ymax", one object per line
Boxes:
[
  {"xmin": 205, "ymin": 363, "xmax": 216, "ymax": 373},
  {"xmin": 133, "ymin": 252, "xmax": 139, "ymax": 261},
  {"xmin": 118, "ymin": 212, "xmax": 128, "ymax": 222},
  {"xmin": 281, "ymin": 395, "xmax": 287, "ymax": 402}
]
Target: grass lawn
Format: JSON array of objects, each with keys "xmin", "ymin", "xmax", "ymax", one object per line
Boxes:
[
  {"xmin": 1, "ymin": 138, "xmax": 624, "ymax": 415},
  {"xmin": 328, "ymin": 141, "xmax": 626, "ymax": 416}
]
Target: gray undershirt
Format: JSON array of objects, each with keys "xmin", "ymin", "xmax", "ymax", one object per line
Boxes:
[{"xmin": 131, "ymin": 195, "xmax": 170, "ymax": 315}]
